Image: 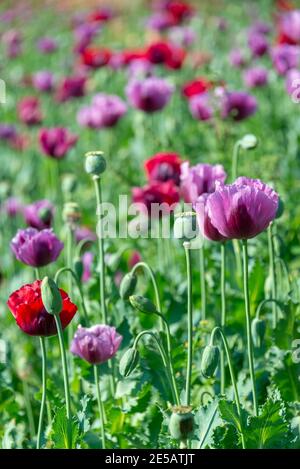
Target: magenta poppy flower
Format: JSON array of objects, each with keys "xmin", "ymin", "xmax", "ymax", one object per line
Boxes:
[
  {"xmin": 37, "ymin": 37, "xmax": 57, "ymax": 54},
  {"xmin": 286, "ymin": 68, "xmax": 300, "ymax": 96},
  {"xmin": 17, "ymin": 97, "xmax": 42, "ymax": 126},
  {"xmin": 132, "ymin": 180, "xmax": 179, "ymax": 215},
  {"xmin": 194, "ymin": 194, "xmax": 226, "ymax": 242},
  {"xmin": 206, "ymin": 178, "xmax": 279, "ymax": 240},
  {"xmin": 24, "ymin": 199, "xmax": 54, "ymax": 230},
  {"xmin": 75, "ymin": 227, "xmax": 97, "ymax": 244},
  {"xmin": 11, "ymin": 228, "xmax": 64, "ymax": 267},
  {"xmin": 126, "ymin": 76, "xmax": 174, "ymax": 113},
  {"xmin": 271, "ymin": 45, "xmax": 300, "ymax": 75},
  {"xmin": 82, "ymin": 251, "xmax": 94, "ymax": 283},
  {"xmin": 243, "ymin": 67, "xmax": 268, "ymax": 88},
  {"xmin": 2, "ymin": 197, "xmax": 23, "ymax": 218},
  {"xmin": 77, "ymin": 94, "xmax": 127, "ymax": 129},
  {"xmin": 32, "ymin": 71, "xmax": 54, "ymax": 92},
  {"xmin": 55, "ymin": 76, "xmax": 86, "ymax": 102},
  {"xmin": 180, "ymin": 161, "xmax": 227, "ymax": 204},
  {"xmin": 189, "ymin": 93, "xmax": 213, "ymax": 121},
  {"xmin": 229, "ymin": 48, "xmax": 246, "ymax": 68},
  {"xmin": 70, "ymin": 324, "xmax": 122, "ymax": 365},
  {"xmin": 2, "ymin": 29, "xmax": 22, "ymax": 58},
  {"xmin": 280, "ymin": 10, "xmax": 300, "ymax": 45},
  {"xmin": 248, "ymin": 32, "xmax": 269, "ymax": 57},
  {"xmin": 39, "ymin": 127, "xmax": 77, "ymax": 159},
  {"xmin": 221, "ymin": 91, "xmax": 257, "ymax": 121}
]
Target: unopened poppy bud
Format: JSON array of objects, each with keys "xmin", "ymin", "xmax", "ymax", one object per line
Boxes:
[
  {"xmin": 41, "ymin": 276, "xmax": 62, "ymax": 316},
  {"xmin": 129, "ymin": 295, "xmax": 157, "ymax": 314},
  {"xmin": 74, "ymin": 257, "xmax": 83, "ymax": 281},
  {"xmin": 119, "ymin": 347, "xmax": 139, "ymax": 377},
  {"xmin": 63, "ymin": 202, "xmax": 81, "ymax": 224},
  {"xmin": 240, "ymin": 134, "xmax": 258, "ymax": 150},
  {"xmin": 251, "ymin": 317, "xmax": 266, "ymax": 348},
  {"xmin": 169, "ymin": 406, "xmax": 194, "ymax": 441},
  {"xmin": 173, "ymin": 212, "xmax": 198, "ymax": 241},
  {"xmin": 276, "ymin": 198, "xmax": 284, "ymax": 219},
  {"xmin": 62, "ymin": 174, "xmax": 77, "ymax": 195},
  {"xmin": 120, "ymin": 273, "xmax": 137, "ymax": 300},
  {"xmin": 200, "ymin": 345, "xmax": 220, "ymax": 378},
  {"xmin": 84, "ymin": 151, "xmax": 106, "ymax": 176},
  {"xmin": 38, "ymin": 206, "xmax": 52, "ymax": 224}
]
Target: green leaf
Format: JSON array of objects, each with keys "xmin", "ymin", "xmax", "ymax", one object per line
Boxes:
[
  {"xmin": 51, "ymin": 407, "xmax": 80, "ymax": 449},
  {"xmin": 218, "ymin": 399, "xmax": 248, "ymax": 434},
  {"xmin": 194, "ymin": 398, "xmax": 221, "ymax": 449}
]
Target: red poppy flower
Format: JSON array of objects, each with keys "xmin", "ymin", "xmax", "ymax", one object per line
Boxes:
[
  {"xmin": 182, "ymin": 77, "xmax": 213, "ymax": 99},
  {"xmin": 7, "ymin": 280, "xmax": 77, "ymax": 336},
  {"xmin": 276, "ymin": 0, "xmax": 295, "ymax": 11},
  {"xmin": 165, "ymin": 1, "xmax": 194, "ymax": 24},
  {"xmin": 132, "ymin": 180, "xmax": 179, "ymax": 215},
  {"xmin": 146, "ymin": 41, "xmax": 185, "ymax": 69},
  {"xmin": 122, "ymin": 49, "xmax": 147, "ymax": 65},
  {"xmin": 81, "ymin": 47, "xmax": 111, "ymax": 68},
  {"xmin": 144, "ymin": 152, "xmax": 183, "ymax": 185}
]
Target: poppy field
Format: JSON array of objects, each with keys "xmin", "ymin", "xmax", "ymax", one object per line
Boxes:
[{"xmin": 1, "ymin": 0, "xmax": 300, "ymax": 451}]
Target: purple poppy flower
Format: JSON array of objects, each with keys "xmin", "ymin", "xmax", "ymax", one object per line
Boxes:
[
  {"xmin": 32, "ymin": 71, "xmax": 54, "ymax": 92},
  {"xmin": 126, "ymin": 76, "xmax": 174, "ymax": 113},
  {"xmin": 180, "ymin": 161, "xmax": 227, "ymax": 204},
  {"xmin": 206, "ymin": 178, "xmax": 279, "ymax": 240},
  {"xmin": 280, "ymin": 10, "xmax": 300, "ymax": 45},
  {"xmin": 0, "ymin": 124, "xmax": 17, "ymax": 141},
  {"xmin": 229, "ymin": 48, "xmax": 246, "ymax": 68},
  {"xmin": 37, "ymin": 37, "xmax": 57, "ymax": 54},
  {"xmin": 2, "ymin": 197, "xmax": 23, "ymax": 218},
  {"xmin": 243, "ymin": 67, "xmax": 268, "ymax": 88},
  {"xmin": 221, "ymin": 91, "xmax": 257, "ymax": 121},
  {"xmin": 91, "ymin": 93, "xmax": 127, "ymax": 127},
  {"xmin": 39, "ymin": 127, "xmax": 77, "ymax": 159},
  {"xmin": 271, "ymin": 45, "xmax": 300, "ymax": 75},
  {"xmin": 189, "ymin": 93, "xmax": 213, "ymax": 121},
  {"xmin": 168, "ymin": 26, "xmax": 196, "ymax": 47},
  {"xmin": 24, "ymin": 199, "xmax": 54, "ymax": 230},
  {"xmin": 128, "ymin": 59, "xmax": 153, "ymax": 79},
  {"xmin": 194, "ymin": 194, "xmax": 226, "ymax": 242},
  {"xmin": 248, "ymin": 32, "xmax": 268, "ymax": 57},
  {"xmin": 75, "ymin": 227, "xmax": 97, "ymax": 244},
  {"xmin": 70, "ymin": 324, "xmax": 122, "ymax": 365},
  {"xmin": 73, "ymin": 22, "xmax": 100, "ymax": 53},
  {"xmin": 82, "ymin": 251, "xmax": 93, "ymax": 283},
  {"xmin": 2, "ymin": 29, "xmax": 22, "ymax": 58},
  {"xmin": 55, "ymin": 75, "xmax": 86, "ymax": 102},
  {"xmin": 11, "ymin": 228, "xmax": 64, "ymax": 267},
  {"xmin": 249, "ymin": 21, "xmax": 271, "ymax": 36},
  {"xmin": 285, "ymin": 68, "xmax": 300, "ymax": 97},
  {"xmin": 146, "ymin": 12, "xmax": 175, "ymax": 31}
]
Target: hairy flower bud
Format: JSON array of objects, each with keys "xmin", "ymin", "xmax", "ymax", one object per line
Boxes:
[
  {"xmin": 120, "ymin": 273, "xmax": 137, "ymax": 300},
  {"xmin": 200, "ymin": 345, "xmax": 220, "ymax": 378},
  {"xmin": 251, "ymin": 317, "xmax": 266, "ymax": 348},
  {"xmin": 119, "ymin": 347, "xmax": 139, "ymax": 377},
  {"xmin": 84, "ymin": 151, "xmax": 106, "ymax": 176},
  {"xmin": 240, "ymin": 134, "xmax": 258, "ymax": 150},
  {"xmin": 276, "ymin": 197, "xmax": 284, "ymax": 219},
  {"xmin": 129, "ymin": 295, "xmax": 157, "ymax": 314},
  {"xmin": 169, "ymin": 406, "xmax": 194, "ymax": 440},
  {"xmin": 41, "ymin": 276, "xmax": 63, "ymax": 316}
]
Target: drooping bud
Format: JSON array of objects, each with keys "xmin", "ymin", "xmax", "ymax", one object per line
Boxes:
[
  {"xmin": 251, "ymin": 317, "xmax": 266, "ymax": 348},
  {"xmin": 62, "ymin": 202, "xmax": 81, "ymax": 225},
  {"xmin": 129, "ymin": 295, "xmax": 157, "ymax": 314},
  {"xmin": 120, "ymin": 273, "xmax": 137, "ymax": 300},
  {"xmin": 173, "ymin": 212, "xmax": 198, "ymax": 241},
  {"xmin": 38, "ymin": 206, "xmax": 52, "ymax": 224},
  {"xmin": 73, "ymin": 257, "xmax": 83, "ymax": 281},
  {"xmin": 200, "ymin": 345, "xmax": 220, "ymax": 378},
  {"xmin": 276, "ymin": 197, "xmax": 284, "ymax": 219},
  {"xmin": 41, "ymin": 276, "xmax": 62, "ymax": 316},
  {"xmin": 240, "ymin": 134, "xmax": 258, "ymax": 150},
  {"xmin": 84, "ymin": 151, "xmax": 106, "ymax": 176},
  {"xmin": 119, "ymin": 347, "xmax": 139, "ymax": 377},
  {"xmin": 62, "ymin": 174, "xmax": 77, "ymax": 196},
  {"xmin": 169, "ymin": 406, "xmax": 194, "ymax": 441}
]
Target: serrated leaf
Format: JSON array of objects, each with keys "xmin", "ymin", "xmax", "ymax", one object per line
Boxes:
[{"xmin": 51, "ymin": 407, "xmax": 80, "ymax": 449}]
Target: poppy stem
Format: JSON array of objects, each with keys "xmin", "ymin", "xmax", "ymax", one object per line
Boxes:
[
  {"xmin": 241, "ymin": 240, "xmax": 258, "ymax": 416},
  {"xmin": 93, "ymin": 365, "xmax": 106, "ymax": 449},
  {"xmin": 220, "ymin": 242, "xmax": 226, "ymax": 394},
  {"xmin": 199, "ymin": 246, "xmax": 206, "ymax": 320},
  {"xmin": 184, "ymin": 242, "xmax": 193, "ymax": 406},
  {"xmin": 268, "ymin": 224, "xmax": 277, "ymax": 328},
  {"xmin": 36, "ymin": 336, "xmax": 47, "ymax": 449},
  {"xmin": 22, "ymin": 381, "xmax": 36, "ymax": 440}
]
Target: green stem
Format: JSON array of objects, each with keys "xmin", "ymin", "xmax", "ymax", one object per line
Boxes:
[
  {"xmin": 220, "ymin": 243, "xmax": 226, "ymax": 394},
  {"xmin": 131, "ymin": 261, "xmax": 162, "ymax": 324},
  {"xmin": 255, "ymin": 298, "xmax": 284, "ymax": 319},
  {"xmin": 93, "ymin": 365, "xmax": 106, "ymax": 449},
  {"xmin": 231, "ymin": 141, "xmax": 241, "ymax": 182},
  {"xmin": 211, "ymin": 327, "xmax": 246, "ymax": 449},
  {"xmin": 23, "ymin": 381, "xmax": 36, "ymax": 439},
  {"xmin": 55, "ymin": 267, "xmax": 89, "ymax": 325},
  {"xmin": 36, "ymin": 337, "xmax": 47, "ymax": 449},
  {"xmin": 268, "ymin": 224, "xmax": 277, "ymax": 329},
  {"xmin": 199, "ymin": 246, "xmax": 206, "ymax": 320},
  {"xmin": 54, "ymin": 314, "xmax": 72, "ymax": 449},
  {"xmin": 241, "ymin": 240, "xmax": 258, "ymax": 416},
  {"xmin": 184, "ymin": 242, "xmax": 193, "ymax": 406}
]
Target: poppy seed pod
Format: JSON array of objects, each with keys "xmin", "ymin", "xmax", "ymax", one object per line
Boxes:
[
  {"xmin": 84, "ymin": 151, "xmax": 106, "ymax": 176},
  {"xmin": 173, "ymin": 212, "xmax": 198, "ymax": 241},
  {"xmin": 240, "ymin": 134, "xmax": 258, "ymax": 150},
  {"xmin": 119, "ymin": 347, "xmax": 139, "ymax": 377},
  {"xmin": 73, "ymin": 257, "xmax": 84, "ymax": 281},
  {"xmin": 41, "ymin": 277, "xmax": 63, "ymax": 316},
  {"xmin": 251, "ymin": 317, "xmax": 266, "ymax": 348},
  {"xmin": 169, "ymin": 406, "xmax": 194, "ymax": 441},
  {"xmin": 129, "ymin": 295, "xmax": 157, "ymax": 314},
  {"xmin": 200, "ymin": 345, "xmax": 220, "ymax": 378},
  {"xmin": 120, "ymin": 273, "xmax": 137, "ymax": 300}
]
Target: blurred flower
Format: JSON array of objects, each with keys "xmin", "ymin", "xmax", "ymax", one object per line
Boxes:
[
  {"xmin": 11, "ymin": 228, "xmax": 64, "ymax": 267},
  {"xmin": 71, "ymin": 324, "xmax": 122, "ymax": 364},
  {"xmin": 2, "ymin": 197, "xmax": 23, "ymax": 218},
  {"xmin": 146, "ymin": 41, "xmax": 185, "ymax": 69},
  {"xmin": 82, "ymin": 251, "xmax": 94, "ymax": 282},
  {"xmin": 132, "ymin": 180, "xmax": 179, "ymax": 214},
  {"xmin": 81, "ymin": 47, "xmax": 111, "ymax": 68},
  {"xmin": 24, "ymin": 199, "xmax": 54, "ymax": 230},
  {"xmin": 279, "ymin": 10, "xmax": 300, "ymax": 45},
  {"xmin": 249, "ymin": 21, "xmax": 271, "ymax": 35},
  {"xmin": 39, "ymin": 127, "xmax": 77, "ymax": 159},
  {"xmin": 146, "ymin": 12, "xmax": 176, "ymax": 31},
  {"xmin": 194, "ymin": 194, "xmax": 226, "ymax": 242},
  {"xmin": 221, "ymin": 91, "xmax": 257, "ymax": 121},
  {"xmin": 37, "ymin": 36, "xmax": 57, "ymax": 54},
  {"xmin": 128, "ymin": 59, "xmax": 153, "ymax": 79},
  {"xmin": 206, "ymin": 178, "xmax": 279, "ymax": 240},
  {"xmin": 55, "ymin": 75, "xmax": 86, "ymax": 102},
  {"xmin": 182, "ymin": 77, "xmax": 213, "ymax": 99},
  {"xmin": 248, "ymin": 32, "xmax": 269, "ymax": 57},
  {"xmin": 88, "ymin": 7, "xmax": 114, "ymax": 23},
  {"xmin": 189, "ymin": 93, "xmax": 213, "ymax": 121},
  {"xmin": 77, "ymin": 93, "xmax": 127, "ymax": 129},
  {"xmin": 286, "ymin": 68, "xmax": 300, "ymax": 95},
  {"xmin": 157, "ymin": 0, "xmax": 194, "ymax": 25},
  {"xmin": 126, "ymin": 76, "xmax": 174, "ymax": 113},
  {"xmin": 229, "ymin": 48, "xmax": 246, "ymax": 68},
  {"xmin": 180, "ymin": 161, "xmax": 227, "ymax": 204},
  {"xmin": 144, "ymin": 152, "xmax": 183, "ymax": 185},
  {"xmin": 73, "ymin": 22, "xmax": 100, "ymax": 53},
  {"xmin": 0, "ymin": 123, "xmax": 17, "ymax": 141},
  {"xmin": 2, "ymin": 29, "xmax": 22, "ymax": 58},
  {"xmin": 243, "ymin": 67, "xmax": 268, "ymax": 88},
  {"xmin": 32, "ymin": 70, "xmax": 54, "ymax": 92},
  {"xmin": 17, "ymin": 97, "xmax": 42, "ymax": 126},
  {"xmin": 75, "ymin": 226, "xmax": 97, "ymax": 244},
  {"xmin": 128, "ymin": 251, "xmax": 142, "ymax": 269},
  {"xmin": 271, "ymin": 44, "xmax": 300, "ymax": 75},
  {"xmin": 169, "ymin": 26, "xmax": 196, "ymax": 47},
  {"xmin": 7, "ymin": 280, "xmax": 77, "ymax": 336}
]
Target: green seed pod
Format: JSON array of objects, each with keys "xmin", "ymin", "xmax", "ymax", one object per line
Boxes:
[
  {"xmin": 200, "ymin": 345, "xmax": 220, "ymax": 378},
  {"xmin": 276, "ymin": 198, "xmax": 284, "ymax": 219},
  {"xmin": 251, "ymin": 317, "xmax": 266, "ymax": 348},
  {"xmin": 84, "ymin": 151, "xmax": 106, "ymax": 176},
  {"xmin": 73, "ymin": 257, "xmax": 83, "ymax": 281},
  {"xmin": 169, "ymin": 406, "xmax": 194, "ymax": 441},
  {"xmin": 119, "ymin": 347, "xmax": 139, "ymax": 377},
  {"xmin": 41, "ymin": 277, "xmax": 62, "ymax": 316},
  {"xmin": 240, "ymin": 134, "xmax": 258, "ymax": 150},
  {"xmin": 129, "ymin": 295, "xmax": 157, "ymax": 314},
  {"xmin": 120, "ymin": 273, "xmax": 137, "ymax": 300},
  {"xmin": 62, "ymin": 174, "xmax": 77, "ymax": 195},
  {"xmin": 173, "ymin": 212, "xmax": 198, "ymax": 241}
]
